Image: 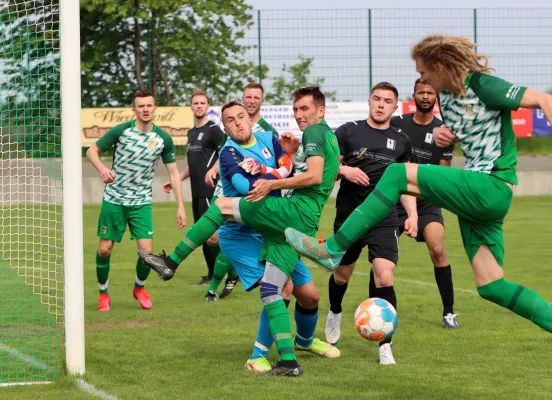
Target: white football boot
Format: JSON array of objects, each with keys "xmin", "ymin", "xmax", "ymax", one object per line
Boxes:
[{"xmin": 325, "ymin": 311, "xmax": 342, "ymax": 345}]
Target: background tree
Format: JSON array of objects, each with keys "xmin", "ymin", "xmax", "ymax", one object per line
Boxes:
[
  {"xmin": 0, "ymin": 1, "xmax": 60, "ymax": 157},
  {"xmin": 265, "ymin": 55, "xmax": 336, "ymax": 104},
  {"xmin": 80, "ymin": 0, "xmax": 267, "ymax": 107}
]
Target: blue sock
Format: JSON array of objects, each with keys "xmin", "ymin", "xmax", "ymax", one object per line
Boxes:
[
  {"xmin": 294, "ymin": 303, "xmax": 318, "ymax": 347},
  {"xmin": 251, "ymin": 299, "xmax": 290, "ymax": 359}
]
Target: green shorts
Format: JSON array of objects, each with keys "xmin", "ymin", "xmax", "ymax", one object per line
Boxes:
[
  {"xmin": 237, "ymin": 196, "xmax": 321, "ymax": 276},
  {"xmin": 417, "ymin": 165, "xmax": 513, "ymax": 266},
  {"xmin": 97, "ymin": 200, "xmax": 153, "ymax": 243}
]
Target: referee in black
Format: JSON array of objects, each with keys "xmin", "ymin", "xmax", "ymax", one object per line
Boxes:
[
  {"xmin": 389, "ymin": 78, "xmax": 458, "ymax": 329},
  {"xmin": 164, "ymin": 88, "xmax": 224, "ymax": 286},
  {"xmin": 325, "ymin": 82, "xmax": 418, "ymax": 366}
]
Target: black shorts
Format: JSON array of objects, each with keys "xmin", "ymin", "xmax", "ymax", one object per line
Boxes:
[
  {"xmin": 333, "ymin": 209, "xmax": 399, "ymax": 265},
  {"xmin": 398, "ymin": 200, "xmax": 444, "ymax": 243},
  {"xmin": 192, "ymin": 197, "xmax": 213, "ymax": 223}
]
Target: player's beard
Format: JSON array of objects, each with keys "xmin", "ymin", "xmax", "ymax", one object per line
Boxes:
[
  {"xmin": 415, "ymin": 100, "xmax": 435, "ymax": 114},
  {"xmin": 194, "ymin": 111, "xmax": 206, "ymax": 119},
  {"xmin": 246, "ymin": 104, "xmax": 260, "ymax": 119}
]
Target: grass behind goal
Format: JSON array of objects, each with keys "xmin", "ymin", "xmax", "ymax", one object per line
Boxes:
[{"xmin": 3, "ymin": 196, "xmax": 552, "ymax": 400}]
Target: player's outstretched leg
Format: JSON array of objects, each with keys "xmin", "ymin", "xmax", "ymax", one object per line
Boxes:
[
  {"xmin": 138, "ymin": 203, "xmax": 226, "ymax": 280},
  {"xmin": 259, "ymin": 263, "xmax": 303, "ymax": 377},
  {"xmin": 285, "ymin": 163, "xmax": 408, "ymax": 271}
]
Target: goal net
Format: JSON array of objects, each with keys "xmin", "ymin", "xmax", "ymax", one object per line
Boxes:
[{"xmin": 0, "ymin": 0, "xmax": 83, "ymax": 386}]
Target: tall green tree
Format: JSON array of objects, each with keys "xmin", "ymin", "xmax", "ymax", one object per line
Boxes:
[
  {"xmin": 80, "ymin": 0, "xmax": 265, "ymax": 107},
  {"xmin": 265, "ymin": 55, "xmax": 336, "ymax": 104}
]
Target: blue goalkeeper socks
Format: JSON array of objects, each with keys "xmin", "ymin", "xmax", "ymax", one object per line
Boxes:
[{"xmin": 294, "ymin": 303, "xmax": 318, "ymax": 347}]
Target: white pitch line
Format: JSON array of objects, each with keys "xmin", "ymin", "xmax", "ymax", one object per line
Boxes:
[
  {"xmin": 353, "ymin": 271, "xmax": 479, "ymax": 294},
  {"xmin": 75, "ymin": 379, "xmax": 119, "ymax": 400},
  {"xmin": 0, "ymin": 343, "xmax": 118, "ymax": 400}
]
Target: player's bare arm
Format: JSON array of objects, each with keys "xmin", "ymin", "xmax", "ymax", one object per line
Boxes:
[
  {"xmin": 400, "ymin": 194, "xmax": 418, "ymax": 239},
  {"xmin": 519, "ymin": 88, "xmax": 552, "ymax": 123},
  {"xmin": 205, "ymin": 162, "xmax": 219, "ymax": 187},
  {"xmin": 245, "ymin": 155, "xmax": 324, "ymax": 202},
  {"xmin": 165, "ymin": 162, "xmax": 186, "ymax": 229},
  {"xmin": 86, "ymin": 143, "xmax": 115, "ymax": 184},
  {"xmin": 164, "ymin": 158, "xmax": 190, "ymax": 193}
]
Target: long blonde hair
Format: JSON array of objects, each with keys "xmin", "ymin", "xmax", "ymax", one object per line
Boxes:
[{"xmin": 411, "ymin": 35, "xmax": 494, "ymax": 95}]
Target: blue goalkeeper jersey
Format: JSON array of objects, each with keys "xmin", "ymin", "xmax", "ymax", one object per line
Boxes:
[{"xmin": 218, "ymin": 130, "xmax": 285, "ymax": 239}]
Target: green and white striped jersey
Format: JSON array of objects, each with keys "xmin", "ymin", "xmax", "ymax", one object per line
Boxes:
[
  {"xmin": 96, "ymin": 120, "xmax": 175, "ymax": 206},
  {"xmin": 438, "ymin": 71, "xmax": 526, "ymax": 185}
]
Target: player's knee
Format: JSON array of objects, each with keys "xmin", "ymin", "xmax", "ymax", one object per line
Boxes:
[
  {"xmin": 260, "ymin": 262, "xmax": 288, "ymax": 306},
  {"xmin": 333, "ymin": 270, "xmax": 350, "ymax": 286},
  {"xmin": 373, "ymin": 268, "xmax": 393, "ymax": 287},
  {"xmin": 260, "ymin": 281, "xmax": 283, "ymax": 305},
  {"xmin": 206, "ymin": 235, "xmax": 218, "ymax": 247},
  {"xmin": 97, "ymin": 243, "xmax": 113, "ymax": 257},
  {"xmin": 294, "ymin": 283, "xmax": 320, "ymax": 308},
  {"xmin": 429, "ymin": 243, "xmax": 447, "ymax": 264}
]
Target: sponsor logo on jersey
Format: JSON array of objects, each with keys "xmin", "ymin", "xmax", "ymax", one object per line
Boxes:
[
  {"xmin": 198, "ymin": 132, "xmax": 204, "ymax": 140},
  {"xmin": 353, "ymin": 147, "xmax": 368, "ymax": 159},
  {"xmin": 425, "ymin": 132, "xmax": 433, "ymax": 144},
  {"xmin": 147, "ymin": 140, "xmax": 158, "ymax": 150},
  {"xmin": 386, "ymin": 138, "xmax": 396, "ymax": 150},
  {"xmin": 261, "ymin": 147, "xmax": 272, "ymax": 159}
]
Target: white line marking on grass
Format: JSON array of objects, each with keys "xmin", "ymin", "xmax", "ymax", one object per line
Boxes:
[
  {"xmin": 353, "ymin": 271, "xmax": 479, "ymax": 294},
  {"xmin": 0, "ymin": 343, "xmax": 118, "ymax": 399},
  {"xmin": 75, "ymin": 379, "xmax": 119, "ymax": 400}
]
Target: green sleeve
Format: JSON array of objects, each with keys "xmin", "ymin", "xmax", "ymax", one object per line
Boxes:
[
  {"xmin": 302, "ymin": 125, "xmax": 326, "ymax": 158},
  {"xmin": 259, "ymin": 118, "xmax": 279, "ymax": 137},
  {"xmin": 95, "ymin": 122, "xmax": 129, "ymax": 151},
  {"xmin": 158, "ymin": 129, "xmax": 176, "ymax": 164},
  {"xmin": 469, "ymin": 72, "xmax": 527, "ymax": 111}
]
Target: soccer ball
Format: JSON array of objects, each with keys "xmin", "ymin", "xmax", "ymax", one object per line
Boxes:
[{"xmin": 354, "ymin": 298, "xmax": 398, "ymax": 341}]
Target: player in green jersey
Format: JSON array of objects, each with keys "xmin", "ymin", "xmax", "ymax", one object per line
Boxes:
[
  {"xmin": 87, "ymin": 90, "xmax": 186, "ymax": 312},
  {"xmin": 140, "ymin": 86, "xmax": 341, "ymax": 376},
  {"xmin": 286, "ymin": 34, "xmax": 552, "ymax": 334}
]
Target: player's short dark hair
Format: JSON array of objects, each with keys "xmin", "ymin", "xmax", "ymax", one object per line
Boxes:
[
  {"xmin": 291, "ymin": 86, "xmax": 325, "ymax": 107},
  {"xmin": 370, "ymin": 82, "xmax": 399, "ymax": 100},
  {"xmin": 221, "ymin": 101, "xmax": 245, "ymax": 116},
  {"xmin": 190, "ymin": 88, "xmax": 210, "ymax": 105},
  {"xmin": 244, "ymin": 82, "xmax": 264, "ymax": 93},
  {"xmin": 413, "ymin": 78, "xmax": 434, "ymax": 94},
  {"xmin": 133, "ymin": 90, "xmax": 154, "ymax": 106}
]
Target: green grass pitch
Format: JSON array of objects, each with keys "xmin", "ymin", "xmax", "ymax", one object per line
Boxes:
[{"xmin": 3, "ymin": 196, "xmax": 552, "ymax": 400}]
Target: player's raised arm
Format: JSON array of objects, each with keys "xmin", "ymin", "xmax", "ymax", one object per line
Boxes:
[{"xmin": 519, "ymin": 88, "xmax": 552, "ymax": 124}]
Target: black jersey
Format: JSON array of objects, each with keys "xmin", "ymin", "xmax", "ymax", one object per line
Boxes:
[
  {"xmin": 390, "ymin": 114, "xmax": 453, "ymax": 165},
  {"xmin": 335, "ymin": 120, "xmax": 412, "ymax": 213},
  {"xmin": 187, "ymin": 121, "xmax": 224, "ymax": 198}
]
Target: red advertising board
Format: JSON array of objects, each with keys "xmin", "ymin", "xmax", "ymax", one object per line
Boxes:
[
  {"xmin": 511, "ymin": 108, "xmax": 533, "ymax": 138},
  {"xmin": 401, "ymin": 101, "xmax": 533, "ymax": 138}
]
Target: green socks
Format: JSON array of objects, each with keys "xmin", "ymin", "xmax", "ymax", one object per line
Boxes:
[
  {"xmin": 135, "ymin": 258, "xmax": 151, "ymax": 288},
  {"xmin": 96, "ymin": 252, "xmax": 110, "ymax": 294},
  {"xmin": 478, "ymin": 278, "xmax": 552, "ymax": 332},
  {"xmin": 327, "ymin": 163, "xmax": 407, "ymax": 253},
  {"xmin": 265, "ymin": 300, "xmax": 296, "ymax": 361},
  {"xmin": 169, "ymin": 204, "xmax": 226, "ymax": 266},
  {"xmin": 206, "ymin": 253, "xmax": 231, "ymax": 294}
]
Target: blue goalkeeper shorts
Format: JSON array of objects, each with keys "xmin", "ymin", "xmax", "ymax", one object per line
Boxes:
[{"xmin": 218, "ymin": 232, "xmax": 312, "ymax": 291}]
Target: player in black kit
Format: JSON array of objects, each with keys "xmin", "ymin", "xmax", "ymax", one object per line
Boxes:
[
  {"xmin": 325, "ymin": 82, "xmax": 418, "ymax": 365},
  {"xmin": 388, "ymin": 78, "xmax": 459, "ymax": 329},
  {"xmin": 164, "ymin": 89, "xmax": 224, "ymax": 286}
]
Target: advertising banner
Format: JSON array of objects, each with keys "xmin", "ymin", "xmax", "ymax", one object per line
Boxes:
[
  {"xmin": 81, "ymin": 107, "xmax": 194, "ymax": 146},
  {"xmin": 532, "ymin": 109, "xmax": 552, "ymax": 137}
]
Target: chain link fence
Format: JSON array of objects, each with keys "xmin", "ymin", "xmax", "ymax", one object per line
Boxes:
[{"xmin": 242, "ymin": 8, "xmax": 552, "ymax": 101}]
